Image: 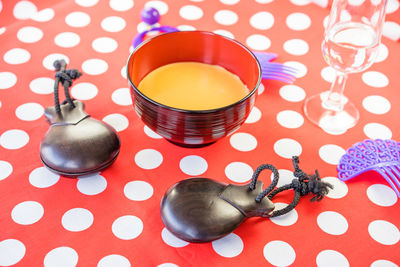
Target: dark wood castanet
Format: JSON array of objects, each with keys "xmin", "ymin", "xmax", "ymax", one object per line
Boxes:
[
  {"xmin": 40, "ymin": 100, "xmax": 120, "ymax": 177},
  {"xmin": 160, "ymin": 178, "xmax": 275, "ymax": 242}
]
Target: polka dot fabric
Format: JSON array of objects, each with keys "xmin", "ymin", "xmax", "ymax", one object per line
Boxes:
[{"xmin": 0, "ymin": 0, "xmax": 399, "ymax": 266}]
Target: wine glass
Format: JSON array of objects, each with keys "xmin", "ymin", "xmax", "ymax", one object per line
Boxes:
[{"xmin": 303, "ymin": 0, "xmax": 387, "ymax": 134}]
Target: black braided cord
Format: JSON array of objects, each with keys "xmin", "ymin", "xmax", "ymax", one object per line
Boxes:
[
  {"xmin": 53, "ymin": 60, "xmax": 82, "ymax": 113},
  {"xmin": 249, "ymin": 156, "xmax": 333, "ymax": 218}
]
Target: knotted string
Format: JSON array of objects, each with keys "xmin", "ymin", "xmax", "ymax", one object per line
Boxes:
[
  {"xmin": 250, "ymin": 156, "xmax": 333, "ymax": 217},
  {"xmin": 53, "ymin": 60, "xmax": 82, "ymax": 113}
]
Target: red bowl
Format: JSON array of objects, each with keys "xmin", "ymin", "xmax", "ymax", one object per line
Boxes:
[{"xmin": 127, "ymin": 31, "xmax": 261, "ymax": 147}]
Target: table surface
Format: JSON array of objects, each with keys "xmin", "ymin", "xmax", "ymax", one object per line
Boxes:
[{"xmin": 1, "ymin": 0, "xmax": 400, "ymax": 266}]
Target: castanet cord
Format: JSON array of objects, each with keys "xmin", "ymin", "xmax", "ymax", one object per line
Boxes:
[
  {"xmin": 53, "ymin": 59, "xmax": 82, "ymax": 113},
  {"xmin": 250, "ymin": 156, "xmax": 333, "ymax": 217}
]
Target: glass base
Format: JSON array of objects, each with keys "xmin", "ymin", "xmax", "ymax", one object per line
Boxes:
[{"xmin": 303, "ymin": 91, "xmax": 360, "ymax": 134}]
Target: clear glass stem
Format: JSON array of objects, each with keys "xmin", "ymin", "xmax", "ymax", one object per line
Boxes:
[{"xmin": 322, "ymin": 71, "xmax": 348, "ymax": 112}]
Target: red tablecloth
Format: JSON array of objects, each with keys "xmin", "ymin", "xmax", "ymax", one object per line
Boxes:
[{"xmin": 1, "ymin": 0, "xmax": 400, "ymax": 266}]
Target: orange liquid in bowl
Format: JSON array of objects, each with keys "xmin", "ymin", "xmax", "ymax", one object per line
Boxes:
[{"xmin": 137, "ymin": 62, "xmax": 249, "ymax": 110}]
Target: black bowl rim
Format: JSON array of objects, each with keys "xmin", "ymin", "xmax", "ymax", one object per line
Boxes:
[{"xmin": 126, "ymin": 30, "xmax": 262, "ymax": 114}]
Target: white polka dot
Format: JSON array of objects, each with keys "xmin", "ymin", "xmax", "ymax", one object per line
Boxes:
[
  {"xmin": 273, "ymin": 138, "xmax": 302, "ymax": 159},
  {"xmin": 270, "ymin": 202, "xmax": 298, "ymax": 226},
  {"xmin": 367, "ymin": 184, "xmax": 397, "ymax": 207},
  {"xmin": 31, "ymin": 8, "xmax": 55, "ymax": 22},
  {"xmin": 135, "ymin": 149, "xmax": 163, "ymax": 169},
  {"xmin": 255, "ymin": 0, "xmax": 274, "ymax": 3},
  {"xmin": 0, "ymin": 239, "xmax": 26, "ymax": 266},
  {"xmin": 276, "ymin": 110, "xmax": 304, "ymax": 129},
  {"xmin": 0, "ymin": 129, "xmax": 29, "ymax": 150},
  {"xmin": 383, "ymin": 21, "xmax": 400, "ymax": 42},
  {"xmin": 369, "ymin": 220, "xmax": 400, "ymax": 245},
  {"xmin": 158, "ymin": 264, "xmax": 178, "ymax": 267},
  {"xmin": 92, "ymin": 37, "xmax": 118, "ymax": 53},
  {"xmin": 17, "ymin": 26, "xmax": 43, "ymax": 43},
  {"xmin": 54, "ymin": 32, "xmax": 80, "ymax": 48},
  {"xmin": 317, "ymin": 211, "xmax": 348, "ymax": 235},
  {"xmin": 362, "ymin": 95, "xmax": 391, "ymax": 115},
  {"xmin": 348, "ymin": 0, "xmax": 366, "ymax": 5},
  {"xmin": 321, "ymin": 66, "xmax": 336, "ymax": 83},
  {"xmin": 319, "ymin": 144, "xmax": 345, "ymax": 165},
  {"xmin": 124, "ymin": 180, "xmax": 154, "ymax": 201},
  {"xmin": 15, "ymin": 102, "xmax": 44, "ymax": 121},
  {"xmin": 102, "ymin": 113, "xmax": 129, "ymax": 132},
  {"xmin": 179, "ymin": 5, "xmax": 203, "ymax": 20},
  {"xmin": 112, "ymin": 88, "xmax": 132, "ymax": 106},
  {"xmin": 258, "ymin": 83, "xmax": 265, "ymax": 95},
  {"xmin": 212, "ymin": 233, "xmax": 243, "ymax": 258},
  {"xmin": 0, "ymin": 72, "xmax": 17, "ymax": 89},
  {"xmin": 250, "ymin": 11, "xmax": 274, "ymax": 30},
  {"xmin": 213, "ymin": 29, "xmax": 234, "ymax": 39},
  {"xmin": 371, "ymin": 259, "xmax": 398, "ymax": 267},
  {"xmin": 363, "ymin": 123, "xmax": 392, "ymax": 140},
  {"xmin": 316, "ymin": 250, "xmax": 349, "ymax": 267},
  {"xmin": 42, "ymin": 53, "xmax": 69, "ymax": 70},
  {"xmin": 82, "ymin": 59, "xmax": 108, "ymax": 75},
  {"xmin": 13, "ymin": 1, "xmax": 37, "ymax": 19},
  {"xmin": 386, "ymin": 0, "xmax": 400, "ymax": 13},
  {"xmin": 279, "ymin": 85, "xmax": 306, "ymax": 102},
  {"xmin": 75, "ymin": 0, "xmax": 99, "ymax": 7},
  {"xmin": 283, "ymin": 61, "xmax": 307, "ymax": 78},
  {"xmin": 145, "ymin": 1, "xmax": 168, "ymax": 15},
  {"xmin": 0, "ymin": 161, "xmax": 13, "ymax": 181},
  {"xmin": 245, "ymin": 106, "xmax": 261, "ymax": 123},
  {"xmin": 62, "ymin": 208, "xmax": 94, "ymax": 232},
  {"xmin": 225, "ymin": 162, "xmax": 253, "ymax": 183},
  {"xmin": 29, "ymin": 167, "xmax": 60, "ymax": 188},
  {"xmin": 177, "ymin": 25, "xmax": 196, "ymax": 31},
  {"xmin": 220, "ymin": 0, "xmax": 240, "ymax": 4},
  {"xmin": 283, "ymin": 39, "xmax": 309, "ymax": 56},
  {"xmin": 77, "ymin": 173, "xmax": 107, "ymax": 195},
  {"xmin": 30, "ymin": 77, "xmax": 54, "ymax": 94},
  {"xmin": 290, "ymin": 0, "xmax": 312, "ymax": 5},
  {"xmin": 101, "ymin": 16, "xmax": 126, "ymax": 32},
  {"xmin": 121, "ymin": 66, "xmax": 127, "ymax": 79},
  {"xmin": 112, "ymin": 215, "xmax": 143, "ymax": 240},
  {"xmin": 0, "ymin": 27, "xmax": 5, "ymax": 35},
  {"xmin": 263, "ymin": 240, "xmax": 296, "ymax": 266},
  {"xmin": 136, "ymin": 21, "xmax": 151, "ymax": 33},
  {"xmin": 65, "ymin": 11, "xmax": 90, "ymax": 27},
  {"xmin": 322, "ymin": 177, "xmax": 348, "ymax": 199},
  {"xmin": 230, "ymin": 133, "xmax": 257, "ymax": 152},
  {"xmin": 246, "ymin": 34, "xmax": 271, "ymax": 51},
  {"xmin": 71, "ymin": 82, "xmax": 98, "ymax": 100},
  {"xmin": 110, "ymin": 0, "xmax": 134, "ymax": 11},
  {"xmin": 179, "ymin": 155, "xmax": 208, "ymax": 176},
  {"xmin": 98, "ymin": 255, "xmax": 131, "ymax": 267},
  {"xmin": 286, "ymin": 12, "xmax": 311, "ymax": 31},
  {"xmin": 11, "ymin": 201, "xmax": 44, "ymax": 225},
  {"xmin": 362, "ymin": 71, "xmax": 389, "ymax": 88},
  {"xmin": 144, "ymin": 126, "xmax": 162, "ymax": 139},
  {"xmin": 375, "ymin": 43, "xmax": 389, "ymax": 63},
  {"xmin": 161, "ymin": 228, "xmax": 189, "ymax": 248},
  {"xmin": 273, "ymin": 169, "xmax": 295, "ymax": 187},
  {"xmin": 44, "ymin": 247, "xmax": 78, "ymax": 267},
  {"xmin": 214, "ymin": 10, "xmax": 238, "ymax": 26},
  {"xmin": 3, "ymin": 48, "xmax": 30, "ymax": 64}
]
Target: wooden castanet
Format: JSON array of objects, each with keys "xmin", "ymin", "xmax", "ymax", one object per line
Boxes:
[
  {"xmin": 160, "ymin": 178, "xmax": 275, "ymax": 243},
  {"xmin": 40, "ymin": 100, "xmax": 120, "ymax": 177}
]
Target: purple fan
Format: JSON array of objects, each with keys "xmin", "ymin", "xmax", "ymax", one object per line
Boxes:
[{"xmin": 337, "ymin": 139, "xmax": 400, "ymax": 197}]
